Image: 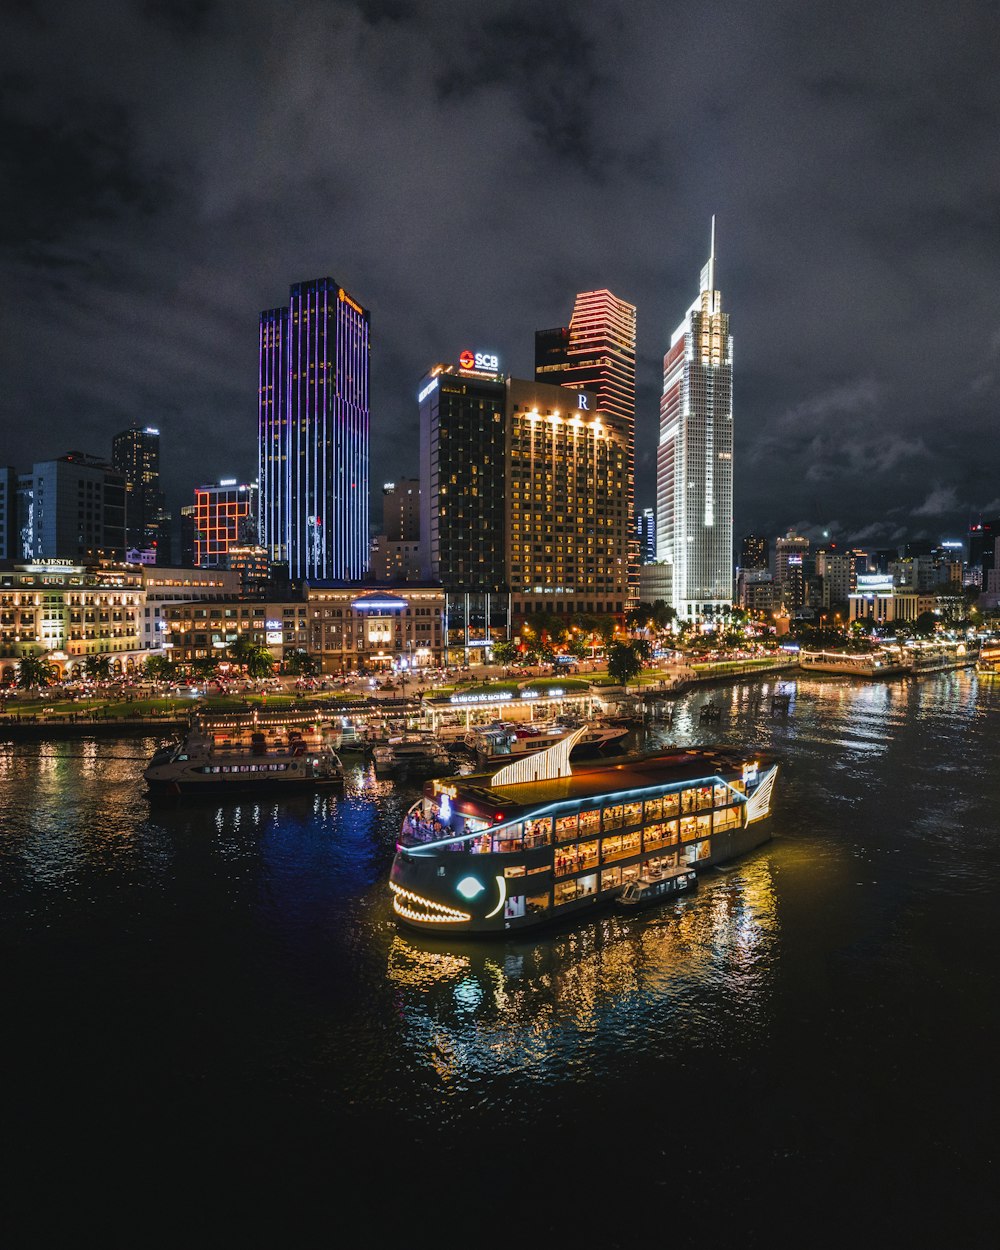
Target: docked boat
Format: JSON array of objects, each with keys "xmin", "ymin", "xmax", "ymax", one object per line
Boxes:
[
  {"xmin": 389, "ymin": 727, "xmax": 778, "ymax": 936},
  {"xmin": 465, "ymin": 719, "xmax": 628, "ymax": 764},
  {"xmin": 976, "ymin": 644, "xmax": 1000, "ymax": 678},
  {"xmin": 798, "ymin": 649, "xmax": 908, "ymax": 678},
  {"xmin": 616, "ymin": 865, "xmax": 698, "ymax": 910},
  {"xmin": 144, "ymin": 723, "xmax": 345, "ymax": 796},
  {"xmin": 372, "ymin": 732, "xmax": 450, "ymax": 774}
]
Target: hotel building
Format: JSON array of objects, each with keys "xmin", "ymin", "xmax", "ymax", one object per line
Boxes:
[
  {"xmin": 536, "ymin": 290, "xmax": 637, "ymax": 600},
  {"xmin": 8, "ymin": 453, "xmax": 127, "ymax": 564},
  {"xmin": 419, "ymin": 354, "xmax": 628, "ymax": 623},
  {"xmin": 259, "ymin": 278, "xmax": 370, "ymax": 582},
  {"xmin": 656, "ymin": 220, "xmax": 734, "ymax": 619},
  {"xmin": 0, "ymin": 560, "xmax": 143, "ymax": 679}
]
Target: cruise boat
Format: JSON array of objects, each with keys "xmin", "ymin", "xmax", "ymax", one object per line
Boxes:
[
  {"xmin": 465, "ymin": 720, "xmax": 628, "ymax": 764},
  {"xmin": 144, "ymin": 723, "xmax": 345, "ymax": 796},
  {"xmin": 389, "ymin": 728, "xmax": 778, "ymax": 936},
  {"xmin": 798, "ymin": 649, "xmax": 909, "ymax": 678}
]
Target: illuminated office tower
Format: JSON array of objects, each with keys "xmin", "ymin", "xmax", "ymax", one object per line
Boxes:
[
  {"xmin": 259, "ymin": 278, "xmax": 370, "ymax": 582},
  {"xmin": 193, "ymin": 480, "xmax": 257, "ymax": 568},
  {"xmin": 656, "ymin": 219, "xmax": 733, "ymax": 619},
  {"xmin": 112, "ymin": 424, "xmax": 170, "ymax": 560},
  {"xmin": 536, "ymin": 290, "xmax": 637, "ymax": 599}
]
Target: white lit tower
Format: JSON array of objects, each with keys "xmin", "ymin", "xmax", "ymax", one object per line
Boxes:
[{"xmin": 656, "ymin": 219, "xmax": 733, "ymax": 619}]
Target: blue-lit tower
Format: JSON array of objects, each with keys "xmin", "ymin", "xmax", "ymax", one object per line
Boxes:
[{"xmin": 259, "ymin": 278, "xmax": 370, "ymax": 582}]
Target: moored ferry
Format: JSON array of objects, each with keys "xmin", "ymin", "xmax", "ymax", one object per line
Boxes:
[
  {"xmin": 976, "ymin": 644, "xmax": 1000, "ymax": 678},
  {"xmin": 389, "ymin": 728, "xmax": 778, "ymax": 935},
  {"xmin": 144, "ymin": 722, "xmax": 344, "ymax": 796},
  {"xmin": 798, "ymin": 649, "xmax": 908, "ymax": 678}
]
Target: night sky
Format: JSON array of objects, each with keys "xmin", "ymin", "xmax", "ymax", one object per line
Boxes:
[{"xmin": 3, "ymin": 0, "xmax": 999, "ymax": 548}]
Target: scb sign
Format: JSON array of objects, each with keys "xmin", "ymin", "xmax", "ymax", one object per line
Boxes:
[{"xmin": 459, "ymin": 349, "xmax": 499, "ymax": 372}]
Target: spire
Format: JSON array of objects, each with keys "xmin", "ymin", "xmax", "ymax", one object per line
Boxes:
[{"xmin": 699, "ymin": 215, "xmax": 717, "ymax": 294}]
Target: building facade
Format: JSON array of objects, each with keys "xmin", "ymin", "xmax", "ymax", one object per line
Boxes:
[
  {"xmin": 536, "ymin": 289, "xmax": 637, "ymax": 600},
  {"xmin": 774, "ymin": 531, "xmax": 810, "ymax": 610},
  {"xmin": 382, "ymin": 478, "xmax": 421, "ymax": 542},
  {"xmin": 307, "ymin": 586, "xmax": 446, "ymax": 673},
  {"xmin": 656, "ymin": 221, "xmax": 733, "ymax": 619},
  {"xmin": 193, "ymin": 480, "xmax": 257, "ymax": 568},
  {"xmin": 637, "ymin": 507, "xmax": 656, "ymax": 564},
  {"xmin": 0, "ymin": 560, "xmax": 143, "ymax": 678},
  {"xmin": 259, "ymin": 277, "xmax": 370, "ymax": 582},
  {"xmin": 140, "ymin": 566, "xmax": 240, "ymax": 653},
  {"xmin": 418, "ymin": 360, "xmax": 508, "ymax": 589},
  {"xmin": 506, "ymin": 378, "xmax": 628, "ymax": 618},
  {"xmin": 12, "ymin": 453, "xmax": 127, "ymax": 564},
  {"xmin": 111, "ymin": 425, "xmax": 170, "ymax": 561}
]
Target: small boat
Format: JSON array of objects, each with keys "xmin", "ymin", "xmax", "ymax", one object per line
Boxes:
[
  {"xmin": 372, "ymin": 733, "xmax": 450, "ymax": 774},
  {"xmin": 467, "ymin": 720, "xmax": 627, "ymax": 764},
  {"xmin": 616, "ymin": 866, "xmax": 698, "ymax": 910}
]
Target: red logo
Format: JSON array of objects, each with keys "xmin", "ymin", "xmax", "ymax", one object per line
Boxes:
[{"xmin": 459, "ymin": 350, "xmax": 475, "ymax": 369}]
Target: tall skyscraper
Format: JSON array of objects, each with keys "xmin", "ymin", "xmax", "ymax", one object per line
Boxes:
[
  {"xmin": 536, "ymin": 289, "xmax": 637, "ymax": 600},
  {"xmin": 259, "ymin": 278, "xmax": 370, "ymax": 582},
  {"xmin": 740, "ymin": 534, "xmax": 769, "ymax": 571},
  {"xmin": 111, "ymin": 424, "xmax": 170, "ymax": 560},
  {"xmin": 13, "ymin": 452, "xmax": 126, "ymax": 563},
  {"xmin": 656, "ymin": 219, "xmax": 734, "ymax": 619}
]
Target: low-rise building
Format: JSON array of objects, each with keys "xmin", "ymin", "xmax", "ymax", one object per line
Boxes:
[
  {"xmin": 140, "ymin": 566, "xmax": 241, "ymax": 653},
  {"xmin": 161, "ymin": 596, "xmax": 308, "ymax": 666},
  {"xmin": 307, "ymin": 586, "xmax": 446, "ymax": 672}
]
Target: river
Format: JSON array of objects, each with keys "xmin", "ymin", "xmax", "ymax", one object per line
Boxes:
[{"xmin": 1, "ymin": 670, "xmax": 997, "ymax": 1246}]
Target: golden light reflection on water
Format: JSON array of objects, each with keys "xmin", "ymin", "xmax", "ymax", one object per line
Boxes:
[{"xmin": 385, "ymin": 854, "xmax": 780, "ymax": 1081}]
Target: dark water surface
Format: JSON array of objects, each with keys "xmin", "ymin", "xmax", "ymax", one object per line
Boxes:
[{"xmin": 2, "ymin": 673, "xmax": 998, "ymax": 1246}]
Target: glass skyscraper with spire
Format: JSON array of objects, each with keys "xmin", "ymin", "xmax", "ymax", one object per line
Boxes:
[
  {"xmin": 258, "ymin": 278, "xmax": 370, "ymax": 582},
  {"xmin": 656, "ymin": 220, "xmax": 733, "ymax": 619}
]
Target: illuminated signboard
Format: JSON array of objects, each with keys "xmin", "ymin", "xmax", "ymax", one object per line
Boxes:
[
  {"xmin": 459, "ymin": 349, "xmax": 499, "ymax": 373},
  {"xmin": 266, "ymin": 631, "xmax": 283, "ymax": 645},
  {"xmin": 338, "ymin": 288, "xmax": 365, "ymax": 315},
  {"xmin": 418, "ymin": 378, "xmax": 438, "ymax": 403},
  {"xmin": 265, "ymin": 619, "xmax": 282, "ymax": 629}
]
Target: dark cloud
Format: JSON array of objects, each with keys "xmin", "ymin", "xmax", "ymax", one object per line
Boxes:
[{"xmin": 2, "ymin": 0, "xmax": 999, "ymax": 552}]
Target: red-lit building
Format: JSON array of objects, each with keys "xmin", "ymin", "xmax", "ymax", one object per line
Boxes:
[{"xmin": 193, "ymin": 480, "xmax": 257, "ymax": 568}]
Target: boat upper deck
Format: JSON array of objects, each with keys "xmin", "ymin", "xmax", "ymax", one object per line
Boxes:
[{"xmin": 428, "ymin": 746, "xmax": 767, "ymax": 817}]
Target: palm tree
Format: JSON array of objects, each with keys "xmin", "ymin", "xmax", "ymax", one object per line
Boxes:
[
  {"xmin": 17, "ymin": 654, "xmax": 55, "ymax": 689},
  {"xmin": 144, "ymin": 655, "xmax": 172, "ymax": 680},
  {"xmin": 84, "ymin": 653, "xmax": 112, "ymax": 681}
]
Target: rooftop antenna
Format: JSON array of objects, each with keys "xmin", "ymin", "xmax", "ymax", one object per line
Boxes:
[{"xmin": 700, "ymin": 215, "xmax": 717, "ymax": 293}]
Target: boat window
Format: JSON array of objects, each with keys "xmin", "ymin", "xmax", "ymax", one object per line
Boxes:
[
  {"xmin": 643, "ymin": 821, "xmax": 678, "ymax": 851},
  {"xmin": 601, "ymin": 866, "xmax": 622, "ymax": 891},
  {"xmin": 602, "ymin": 804, "xmax": 625, "ymax": 831},
  {"xmin": 504, "ymin": 865, "xmax": 526, "ymax": 878},
  {"xmin": 680, "ymin": 816, "xmax": 699, "ymax": 842},
  {"xmin": 684, "ymin": 840, "xmax": 711, "ymax": 864},
  {"xmin": 643, "ymin": 795, "xmax": 664, "ymax": 821},
  {"xmin": 696, "ymin": 787, "xmax": 714, "ymax": 811},
  {"xmin": 662, "ymin": 792, "xmax": 680, "ymax": 817},
  {"xmin": 621, "ymin": 863, "xmax": 640, "ymax": 885},
  {"xmin": 621, "ymin": 801, "xmax": 642, "ymax": 828},
  {"xmin": 526, "ymin": 863, "xmax": 548, "ymax": 875},
  {"xmin": 503, "ymin": 895, "xmax": 525, "ymax": 920},
  {"xmin": 554, "ymin": 879, "xmax": 579, "ymax": 906},
  {"xmin": 681, "ymin": 788, "xmax": 697, "ymax": 814},
  {"xmin": 578, "ymin": 809, "xmax": 600, "ymax": 837},
  {"xmin": 554, "ymin": 813, "xmax": 578, "ymax": 843},
  {"xmin": 601, "ymin": 830, "xmax": 640, "ymax": 863},
  {"xmin": 695, "ymin": 814, "xmax": 712, "ymax": 839},
  {"xmin": 491, "ymin": 824, "xmax": 523, "ymax": 853},
  {"xmin": 578, "ymin": 839, "xmax": 599, "ymax": 870},
  {"xmin": 525, "ymin": 891, "xmax": 549, "ymax": 916},
  {"xmin": 713, "ymin": 784, "xmax": 731, "ymax": 808},
  {"xmin": 714, "ymin": 806, "xmax": 742, "ymax": 832},
  {"xmin": 523, "ymin": 817, "xmax": 552, "ymax": 848},
  {"xmin": 577, "ymin": 873, "xmax": 597, "ymax": 898}
]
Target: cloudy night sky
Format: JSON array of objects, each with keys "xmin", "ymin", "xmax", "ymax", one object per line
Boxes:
[{"xmin": 2, "ymin": 0, "xmax": 999, "ymax": 549}]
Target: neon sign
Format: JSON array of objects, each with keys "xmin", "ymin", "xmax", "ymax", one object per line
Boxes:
[{"xmin": 459, "ymin": 349, "xmax": 499, "ymax": 372}]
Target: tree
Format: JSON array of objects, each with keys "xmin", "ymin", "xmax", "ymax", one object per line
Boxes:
[
  {"xmin": 144, "ymin": 655, "xmax": 172, "ymax": 680},
  {"xmin": 490, "ymin": 640, "xmax": 518, "ymax": 668},
  {"xmin": 607, "ymin": 641, "xmax": 645, "ymax": 688},
  {"xmin": 245, "ymin": 645, "xmax": 275, "ymax": 679},
  {"xmin": 912, "ymin": 611, "xmax": 939, "ymax": 636},
  {"xmin": 84, "ymin": 653, "xmax": 112, "ymax": 681},
  {"xmin": 17, "ymin": 654, "xmax": 55, "ymax": 689},
  {"xmin": 284, "ymin": 648, "xmax": 318, "ymax": 676},
  {"xmin": 227, "ymin": 634, "xmax": 255, "ymax": 667}
]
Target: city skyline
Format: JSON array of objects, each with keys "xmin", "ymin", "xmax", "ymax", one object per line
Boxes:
[{"xmin": 3, "ymin": 2, "xmax": 999, "ymax": 548}]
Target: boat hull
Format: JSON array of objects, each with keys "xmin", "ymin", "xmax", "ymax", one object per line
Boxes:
[
  {"xmin": 146, "ymin": 775, "xmax": 344, "ymax": 797},
  {"xmin": 390, "ymin": 813, "xmax": 773, "ymax": 937}
]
